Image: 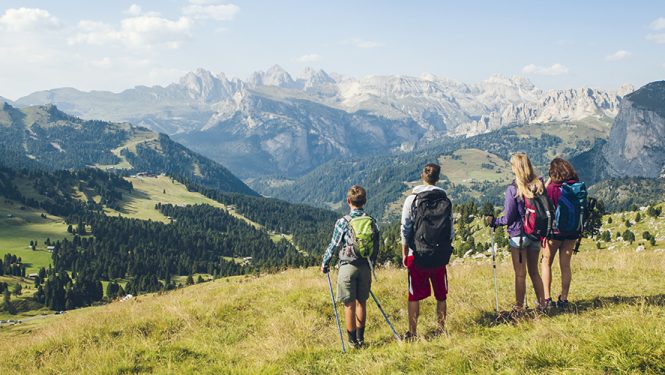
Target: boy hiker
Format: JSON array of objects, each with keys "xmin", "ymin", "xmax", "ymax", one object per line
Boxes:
[
  {"xmin": 321, "ymin": 185, "xmax": 380, "ymax": 349},
  {"xmin": 401, "ymin": 163, "xmax": 454, "ymax": 340}
]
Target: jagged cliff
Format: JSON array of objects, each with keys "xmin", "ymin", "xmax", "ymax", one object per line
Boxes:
[{"xmin": 603, "ymin": 81, "xmax": 665, "ymax": 178}]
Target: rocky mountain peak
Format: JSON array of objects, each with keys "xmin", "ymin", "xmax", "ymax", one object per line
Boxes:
[
  {"xmin": 603, "ymin": 81, "xmax": 665, "ymax": 178},
  {"xmin": 297, "ymin": 67, "xmax": 335, "ymax": 88},
  {"xmin": 260, "ymin": 65, "xmax": 295, "ymax": 88},
  {"xmin": 178, "ymin": 68, "xmax": 242, "ymax": 102}
]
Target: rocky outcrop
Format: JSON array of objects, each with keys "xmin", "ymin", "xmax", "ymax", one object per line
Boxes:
[{"xmin": 603, "ymin": 81, "xmax": 665, "ymax": 178}]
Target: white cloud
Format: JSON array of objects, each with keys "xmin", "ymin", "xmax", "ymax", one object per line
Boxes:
[
  {"xmin": 182, "ymin": 2, "xmax": 239, "ymax": 21},
  {"xmin": 521, "ymin": 63, "xmax": 569, "ymax": 76},
  {"xmin": 296, "ymin": 54, "xmax": 321, "ymax": 63},
  {"xmin": 345, "ymin": 38, "xmax": 384, "ymax": 49},
  {"xmin": 69, "ymin": 15, "xmax": 192, "ymax": 49},
  {"xmin": 0, "ymin": 7, "xmax": 61, "ymax": 32},
  {"xmin": 125, "ymin": 4, "xmax": 142, "ymax": 16},
  {"xmin": 647, "ymin": 33, "xmax": 665, "ymax": 44},
  {"xmin": 646, "ymin": 17, "xmax": 665, "ymax": 43},
  {"xmin": 650, "ymin": 17, "xmax": 665, "ymax": 30},
  {"xmin": 605, "ymin": 50, "xmax": 632, "ymax": 61}
]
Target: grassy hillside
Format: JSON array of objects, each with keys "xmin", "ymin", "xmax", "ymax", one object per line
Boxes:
[
  {"xmin": 0, "ymin": 174, "xmax": 284, "ymax": 274},
  {"xmin": 105, "ymin": 175, "xmax": 228, "ymax": 223},
  {"xmin": 0, "ymin": 103, "xmax": 256, "ymax": 196},
  {"xmin": 0, "ymin": 245, "xmax": 662, "ymax": 373},
  {"xmin": 438, "ymin": 148, "xmax": 510, "ymax": 185},
  {"xmin": 0, "ymin": 200, "xmax": 70, "ymax": 273}
]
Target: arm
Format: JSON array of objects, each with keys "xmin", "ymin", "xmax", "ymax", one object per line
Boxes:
[
  {"xmin": 494, "ymin": 186, "xmax": 518, "ymax": 227},
  {"xmin": 400, "ymin": 195, "xmax": 415, "ymax": 266},
  {"xmin": 400, "ymin": 195, "xmax": 415, "ymax": 246},
  {"xmin": 321, "ymin": 219, "xmax": 345, "ymax": 270}
]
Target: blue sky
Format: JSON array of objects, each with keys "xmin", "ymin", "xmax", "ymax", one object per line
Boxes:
[{"xmin": 0, "ymin": 0, "xmax": 663, "ymax": 99}]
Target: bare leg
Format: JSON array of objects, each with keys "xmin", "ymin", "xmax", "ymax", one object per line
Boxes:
[
  {"xmin": 527, "ymin": 247, "xmax": 545, "ymax": 307},
  {"xmin": 558, "ymin": 240, "xmax": 576, "ymax": 300},
  {"xmin": 541, "ymin": 240, "xmax": 561, "ymax": 300},
  {"xmin": 511, "ymin": 247, "xmax": 527, "ymax": 308},
  {"xmin": 436, "ymin": 300, "xmax": 446, "ymax": 331},
  {"xmin": 408, "ymin": 300, "xmax": 420, "ymax": 335},
  {"xmin": 355, "ymin": 300, "xmax": 366, "ymax": 329},
  {"xmin": 344, "ymin": 302, "xmax": 356, "ymax": 333}
]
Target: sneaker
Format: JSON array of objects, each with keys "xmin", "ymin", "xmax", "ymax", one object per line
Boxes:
[
  {"xmin": 543, "ymin": 298, "xmax": 554, "ymax": 309},
  {"xmin": 403, "ymin": 331, "xmax": 417, "ymax": 342}
]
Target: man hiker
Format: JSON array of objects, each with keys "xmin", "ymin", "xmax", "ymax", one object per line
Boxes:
[
  {"xmin": 401, "ymin": 163, "xmax": 454, "ymax": 340},
  {"xmin": 321, "ymin": 185, "xmax": 380, "ymax": 348}
]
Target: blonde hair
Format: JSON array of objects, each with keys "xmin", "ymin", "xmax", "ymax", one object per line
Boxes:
[{"xmin": 510, "ymin": 153, "xmax": 543, "ymax": 200}]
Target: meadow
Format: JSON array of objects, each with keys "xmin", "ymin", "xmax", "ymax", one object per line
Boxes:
[
  {"xmin": 0, "ymin": 200, "xmax": 70, "ymax": 274},
  {"xmin": 0, "ymin": 246, "xmax": 662, "ymax": 374}
]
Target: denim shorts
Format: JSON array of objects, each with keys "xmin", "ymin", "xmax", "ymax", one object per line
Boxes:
[{"xmin": 509, "ymin": 236, "xmax": 541, "ymax": 251}]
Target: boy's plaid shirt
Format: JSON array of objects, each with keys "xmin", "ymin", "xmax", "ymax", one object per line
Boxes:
[{"xmin": 321, "ymin": 208, "xmax": 365, "ymax": 267}]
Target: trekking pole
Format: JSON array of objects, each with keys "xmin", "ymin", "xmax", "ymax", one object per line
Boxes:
[
  {"xmin": 326, "ymin": 272, "xmax": 346, "ymax": 353},
  {"xmin": 369, "ymin": 290, "xmax": 401, "ymax": 341},
  {"xmin": 490, "ymin": 226, "xmax": 499, "ymax": 314}
]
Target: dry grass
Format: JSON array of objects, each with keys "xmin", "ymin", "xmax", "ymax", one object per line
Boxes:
[{"xmin": 1, "ymin": 248, "xmax": 663, "ymax": 374}]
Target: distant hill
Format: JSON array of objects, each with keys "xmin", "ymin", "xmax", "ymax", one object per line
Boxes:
[
  {"xmin": 588, "ymin": 177, "xmax": 665, "ymax": 211},
  {"xmin": 0, "ymin": 103, "xmax": 257, "ymax": 196},
  {"xmin": 258, "ymin": 120, "xmax": 610, "ymax": 219}
]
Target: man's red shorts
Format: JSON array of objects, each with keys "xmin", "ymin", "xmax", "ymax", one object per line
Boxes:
[{"xmin": 406, "ymin": 256, "xmax": 448, "ymax": 302}]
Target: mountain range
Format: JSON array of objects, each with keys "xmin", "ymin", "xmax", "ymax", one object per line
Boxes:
[{"xmin": 8, "ymin": 66, "xmax": 630, "ymax": 178}]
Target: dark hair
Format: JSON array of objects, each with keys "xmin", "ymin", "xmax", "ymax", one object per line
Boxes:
[
  {"xmin": 549, "ymin": 158, "xmax": 579, "ymax": 182},
  {"xmin": 347, "ymin": 185, "xmax": 367, "ymax": 207},
  {"xmin": 421, "ymin": 163, "xmax": 441, "ymax": 184}
]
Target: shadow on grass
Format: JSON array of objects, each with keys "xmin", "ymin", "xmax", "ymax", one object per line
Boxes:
[
  {"xmin": 475, "ymin": 294, "xmax": 665, "ymax": 327},
  {"xmin": 114, "ymin": 189, "xmax": 152, "ymax": 215}
]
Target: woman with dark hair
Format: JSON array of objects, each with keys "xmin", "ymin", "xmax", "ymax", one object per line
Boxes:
[{"xmin": 541, "ymin": 157, "xmax": 580, "ymax": 309}]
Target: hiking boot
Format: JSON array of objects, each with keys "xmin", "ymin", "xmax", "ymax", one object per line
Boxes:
[
  {"xmin": 509, "ymin": 306, "xmax": 525, "ymax": 319},
  {"xmin": 403, "ymin": 331, "xmax": 417, "ymax": 342},
  {"xmin": 347, "ymin": 330, "xmax": 360, "ymax": 349},
  {"xmin": 557, "ymin": 296, "xmax": 569, "ymax": 309}
]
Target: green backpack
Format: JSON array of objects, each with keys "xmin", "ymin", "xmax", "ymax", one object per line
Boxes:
[{"xmin": 344, "ymin": 214, "xmax": 378, "ymax": 259}]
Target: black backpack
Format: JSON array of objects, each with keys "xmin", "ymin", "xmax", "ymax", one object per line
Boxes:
[{"xmin": 410, "ymin": 189, "xmax": 453, "ymax": 266}]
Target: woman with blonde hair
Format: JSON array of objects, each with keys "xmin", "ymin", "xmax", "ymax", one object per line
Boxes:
[{"xmin": 485, "ymin": 153, "xmax": 546, "ymax": 312}]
